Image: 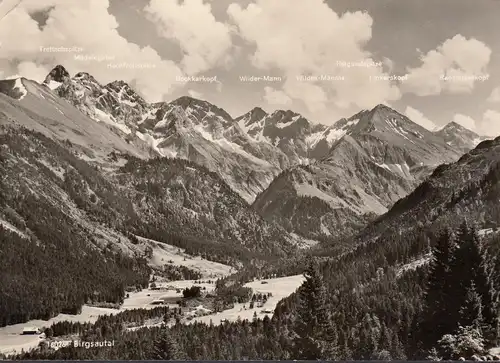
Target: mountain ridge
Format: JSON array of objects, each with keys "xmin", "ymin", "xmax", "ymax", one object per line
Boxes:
[{"xmin": 1, "ymin": 65, "xmax": 488, "ymax": 239}]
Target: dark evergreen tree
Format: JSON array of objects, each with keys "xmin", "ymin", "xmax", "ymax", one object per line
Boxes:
[
  {"xmin": 413, "ymin": 228, "xmax": 456, "ymax": 353},
  {"xmin": 152, "ymin": 327, "xmax": 183, "ymax": 360},
  {"xmin": 459, "ymin": 282, "xmax": 483, "ymax": 329},
  {"xmin": 292, "ymin": 260, "xmax": 337, "ymax": 359},
  {"xmin": 453, "ymin": 223, "xmax": 498, "ymax": 344}
]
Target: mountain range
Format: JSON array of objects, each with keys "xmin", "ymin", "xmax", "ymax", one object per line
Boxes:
[{"xmin": 0, "ymin": 65, "xmax": 491, "ymax": 245}]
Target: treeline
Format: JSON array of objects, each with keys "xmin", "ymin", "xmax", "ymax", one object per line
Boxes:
[{"xmin": 44, "ymin": 306, "xmax": 182, "ymax": 338}]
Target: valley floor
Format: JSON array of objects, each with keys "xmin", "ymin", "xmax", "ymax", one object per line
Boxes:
[{"xmin": 0, "ymin": 275, "xmax": 304, "ymax": 356}]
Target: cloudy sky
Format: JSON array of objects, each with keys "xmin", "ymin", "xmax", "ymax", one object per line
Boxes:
[{"xmin": 0, "ymin": 0, "xmax": 499, "ymax": 136}]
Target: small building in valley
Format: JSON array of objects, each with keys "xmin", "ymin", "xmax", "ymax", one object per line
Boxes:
[{"xmin": 22, "ymin": 327, "xmax": 40, "ymax": 335}]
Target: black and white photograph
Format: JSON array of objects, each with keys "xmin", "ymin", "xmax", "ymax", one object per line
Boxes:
[{"xmin": 0, "ymin": 0, "xmax": 500, "ymax": 360}]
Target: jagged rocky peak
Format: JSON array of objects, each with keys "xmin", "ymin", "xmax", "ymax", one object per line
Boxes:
[
  {"xmin": 169, "ymin": 95, "xmax": 234, "ymax": 124},
  {"xmin": 373, "ymin": 103, "xmax": 391, "ymax": 110},
  {"xmin": 349, "ymin": 103, "xmax": 422, "ymax": 136},
  {"xmin": 170, "ymin": 95, "xmax": 208, "ymax": 110},
  {"xmin": 247, "ymin": 107, "xmax": 268, "ymax": 120},
  {"xmin": 106, "ymin": 79, "xmax": 129, "ymax": 89},
  {"xmin": 104, "ymin": 79, "xmax": 147, "ymax": 106},
  {"xmin": 441, "ymin": 121, "xmax": 473, "ymax": 133},
  {"xmin": 72, "ymin": 71, "xmax": 100, "ymax": 84},
  {"xmin": 42, "ymin": 65, "xmax": 71, "ymax": 90},
  {"xmin": 367, "ymin": 103, "xmax": 400, "ymax": 122},
  {"xmin": 235, "ymin": 107, "xmax": 268, "ymax": 129},
  {"xmin": 106, "ymin": 80, "xmax": 131, "ymax": 95},
  {"xmin": 44, "ymin": 65, "xmax": 70, "ymax": 83},
  {"xmin": 267, "ymin": 109, "xmax": 308, "ymax": 126},
  {"xmin": 272, "ymin": 109, "xmax": 298, "ymax": 118}
]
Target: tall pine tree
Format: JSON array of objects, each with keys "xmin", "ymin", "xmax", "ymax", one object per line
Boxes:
[
  {"xmin": 152, "ymin": 326, "xmax": 183, "ymax": 360},
  {"xmin": 414, "ymin": 228, "xmax": 456, "ymax": 353},
  {"xmin": 292, "ymin": 260, "xmax": 338, "ymax": 359},
  {"xmin": 459, "ymin": 282, "xmax": 483, "ymax": 329},
  {"xmin": 452, "ymin": 223, "xmax": 498, "ymax": 344}
]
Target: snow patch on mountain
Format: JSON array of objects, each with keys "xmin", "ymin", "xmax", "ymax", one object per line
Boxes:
[
  {"xmin": 14, "ymin": 79, "xmax": 27, "ymax": 100},
  {"xmin": 215, "ymin": 138, "xmax": 273, "ymax": 167},
  {"xmin": 46, "ymin": 80, "xmax": 61, "ymax": 90},
  {"xmin": 327, "ymin": 119, "xmax": 360, "ymax": 144},
  {"xmin": 92, "ymin": 107, "xmax": 132, "ymax": 134},
  {"xmin": 308, "ymin": 118, "xmax": 360, "ymax": 150},
  {"xmin": 305, "ymin": 130, "xmax": 325, "ymax": 147},
  {"xmin": 320, "ymin": 217, "xmax": 331, "ymax": 236},
  {"xmin": 386, "ymin": 117, "xmax": 413, "ymax": 143},
  {"xmin": 0, "ymin": 218, "xmax": 27, "ymax": 238},
  {"xmin": 276, "ymin": 115, "xmax": 300, "ymax": 129}
]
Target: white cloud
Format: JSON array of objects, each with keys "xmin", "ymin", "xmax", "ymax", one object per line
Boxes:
[
  {"xmin": 403, "ymin": 35, "xmax": 491, "ymax": 96},
  {"xmin": 282, "ymin": 80, "xmax": 327, "ymax": 112},
  {"xmin": 481, "ymin": 110, "xmax": 500, "ymax": 136},
  {"xmin": 144, "ymin": 0, "xmax": 234, "ymax": 75},
  {"xmin": 488, "ymin": 87, "xmax": 500, "ymax": 103},
  {"xmin": 188, "ymin": 89, "xmax": 203, "ymax": 99},
  {"xmin": 16, "ymin": 61, "xmax": 50, "ymax": 82},
  {"xmin": 227, "ymin": 0, "xmax": 401, "ymax": 115},
  {"xmin": 404, "ymin": 106, "xmax": 437, "ymax": 131},
  {"xmin": 263, "ymin": 86, "xmax": 292, "ymax": 106},
  {"xmin": 453, "ymin": 113, "xmax": 476, "ymax": 131},
  {"xmin": 382, "ymin": 57, "xmax": 394, "ymax": 73},
  {"xmin": 453, "ymin": 110, "xmax": 500, "ymax": 137},
  {"xmin": 215, "ymin": 81, "xmax": 223, "ymax": 92},
  {"xmin": 0, "ymin": 0, "xmax": 185, "ymax": 102}
]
